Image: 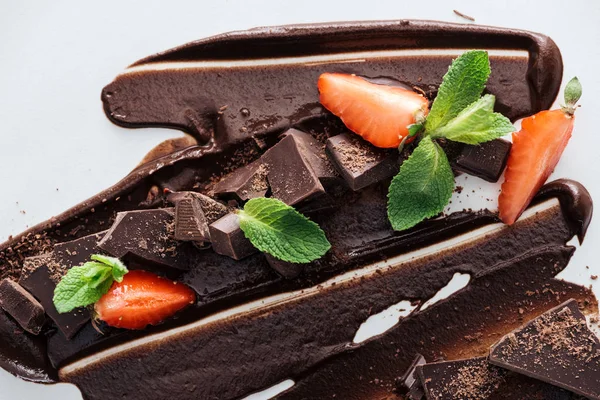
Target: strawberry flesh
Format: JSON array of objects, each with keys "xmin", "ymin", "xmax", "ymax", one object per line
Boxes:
[
  {"xmin": 94, "ymin": 270, "xmax": 196, "ymax": 330},
  {"xmin": 499, "ymin": 109, "xmax": 574, "ymax": 225},
  {"xmin": 318, "ymin": 73, "xmax": 428, "ymax": 148}
]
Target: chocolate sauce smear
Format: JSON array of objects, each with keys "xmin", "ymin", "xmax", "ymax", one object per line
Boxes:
[
  {"xmin": 0, "ymin": 21, "xmax": 591, "ymax": 400},
  {"xmin": 102, "ymin": 20, "xmax": 562, "ymax": 146}
]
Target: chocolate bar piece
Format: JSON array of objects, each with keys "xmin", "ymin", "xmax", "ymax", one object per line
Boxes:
[
  {"xmin": 209, "ymin": 213, "xmax": 257, "ymax": 260},
  {"xmin": 18, "ymin": 232, "xmax": 106, "ymax": 339},
  {"xmin": 174, "ymin": 197, "xmax": 210, "ymax": 243},
  {"xmin": 262, "ymin": 132, "xmax": 326, "ymax": 205},
  {"xmin": 0, "ymin": 279, "xmax": 45, "ymax": 335},
  {"xmin": 167, "ymin": 191, "xmax": 229, "ymax": 224},
  {"xmin": 396, "ymin": 353, "xmax": 426, "ymax": 395},
  {"xmin": 489, "ymin": 299, "xmax": 600, "ymax": 399},
  {"xmin": 213, "ymin": 159, "xmax": 269, "ymax": 201},
  {"xmin": 281, "ymin": 129, "xmax": 339, "ymax": 186},
  {"xmin": 326, "ymin": 133, "xmax": 399, "ymax": 191},
  {"xmin": 264, "ymin": 254, "xmax": 303, "ymax": 279},
  {"xmin": 99, "ymin": 208, "xmax": 195, "ymax": 270},
  {"xmin": 452, "ymin": 139, "xmax": 512, "ymax": 183},
  {"xmin": 417, "ymin": 357, "xmax": 575, "ymax": 400}
]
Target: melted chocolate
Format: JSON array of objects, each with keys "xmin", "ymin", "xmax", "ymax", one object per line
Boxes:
[{"xmin": 102, "ymin": 21, "xmax": 562, "ymax": 145}]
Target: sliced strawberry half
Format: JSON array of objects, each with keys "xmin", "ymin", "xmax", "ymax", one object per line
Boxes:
[
  {"xmin": 318, "ymin": 73, "xmax": 429, "ymax": 148},
  {"xmin": 499, "ymin": 106, "xmax": 577, "ymax": 225},
  {"xmin": 94, "ymin": 270, "xmax": 196, "ymax": 330}
]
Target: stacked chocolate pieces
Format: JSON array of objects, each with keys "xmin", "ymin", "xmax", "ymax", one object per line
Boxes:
[{"xmin": 401, "ymin": 299, "xmax": 600, "ymax": 399}]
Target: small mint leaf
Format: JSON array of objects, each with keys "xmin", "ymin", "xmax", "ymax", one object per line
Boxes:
[
  {"xmin": 425, "ymin": 51, "xmax": 491, "ymax": 133},
  {"xmin": 53, "ymin": 266, "xmax": 109, "ymax": 313},
  {"xmin": 563, "ymin": 77, "xmax": 582, "ymax": 109},
  {"xmin": 238, "ymin": 198, "xmax": 331, "ymax": 263},
  {"xmin": 53, "ymin": 254, "xmax": 128, "ymax": 313},
  {"xmin": 91, "ymin": 254, "xmax": 128, "ymax": 282},
  {"xmin": 387, "ymin": 136, "xmax": 454, "ymax": 231},
  {"xmin": 429, "ymin": 95, "xmax": 514, "ymax": 144}
]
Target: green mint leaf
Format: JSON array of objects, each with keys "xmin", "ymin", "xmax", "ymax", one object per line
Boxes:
[
  {"xmin": 238, "ymin": 197, "xmax": 331, "ymax": 263},
  {"xmin": 429, "ymin": 95, "xmax": 514, "ymax": 144},
  {"xmin": 53, "ymin": 254, "xmax": 128, "ymax": 313},
  {"xmin": 387, "ymin": 136, "xmax": 454, "ymax": 231},
  {"xmin": 425, "ymin": 50, "xmax": 491, "ymax": 132},
  {"xmin": 53, "ymin": 266, "xmax": 111, "ymax": 313},
  {"xmin": 563, "ymin": 76, "xmax": 582, "ymax": 108},
  {"xmin": 91, "ymin": 254, "xmax": 128, "ymax": 282}
]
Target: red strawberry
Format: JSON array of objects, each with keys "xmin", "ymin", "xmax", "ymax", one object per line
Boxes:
[
  {"xmin": 318, "ymin": 73, "xmax": 429, "ymax": 148},
  {"xmin": 499, "ymin": 78, "xmax": 581, "ymax": 225},
  {"xmin": 95, "ymin": 270, "xmax": 195, "ymax": 330}
]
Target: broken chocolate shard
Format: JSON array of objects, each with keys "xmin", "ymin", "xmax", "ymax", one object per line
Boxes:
[
  {"xmin": 167, "ymin": 191, "xmax": 229, "ymax": 224},
  {"xmin": 262, "ymin": 132, "xmax": 325, "ymax": 205},
  {"xmin": 209, "ymin": 213, "xmax": 257, "ymax": 260},
  {"xmin": 98, "ymin": 208, "xmax": 195, "ymax": 270},
  {"xmin": 53, "ymin": 231, "xmax": 106, "ymax": 269},
  {"xmin": 397, "ymin": 353, "xmax": 426, "ymax": 395},
  {"xmin": 417, "ymin": 357, "xmax": 575, "ymax": 400},
  {"xmin": 0, "ymin": 279, "xmax": 45, "ymax": 335},
  {"xmin": 213, "ymin": 159, "xmax": 269, "ymax": 201},
  {"xmin": 451, "ymin": 139, "xmax": 512, "ymax": 183},
  {"xmin": 174, "ymin": 198, "xmax": 210, "ymax": 243},
  {"xmin": 264, "ymin": 254, "xmax": 303, "ymax": 279},
  {"xmin": 326, "ymin": 133, "xmax": 399, "ymax": 191},
  {"xmin": 281, "ymin": 129, "xmax": 339, "ymax": 185},
  {"xmin": 489, "ymin": 299, "xmax": 600, "ymax": 399}
]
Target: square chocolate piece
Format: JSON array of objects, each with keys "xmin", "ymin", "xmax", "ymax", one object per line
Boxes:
[
  {"xmin": 451, "ymin": 139, "xmax": 511, "ymax": 183},
  {"xmin": 209, "ymin": 213, "xmax": 257, "ymax": 260},
  {"xmin": 0, "ymin": 279, "xmax": 45, "ymax": 335},
  {"xmin": 326, "ymin": 133, "xmax": 399, "ymax": 191},
  {"xmin": 212, "ymin": 159, "xmax": 269, "ymax": 202},
  {"xmin": 262, "ymin": 131, "xmax": 326, "ymax": 205}
]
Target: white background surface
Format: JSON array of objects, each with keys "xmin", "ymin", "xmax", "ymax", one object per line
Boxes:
[{"xmin": 1, "ymin": 1, "xmax": 599, "ymax": 399}]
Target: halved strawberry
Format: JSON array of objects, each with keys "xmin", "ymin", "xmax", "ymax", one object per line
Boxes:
[
  {"xmin": 318, "ymin": 73, "xmax": 429, "ymax": 148},
  {"xmin": 94, "ymin": 270, "xmax": 196, "ymax": 330},
  {"xmin": 499, "ymin": 78, "xmax": 581, "ymax": 225}
]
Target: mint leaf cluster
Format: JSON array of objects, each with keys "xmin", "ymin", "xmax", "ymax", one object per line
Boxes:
[
  {"xmin": 53, "ymin": 254, "xmax": 128, "ymax": 313},
  {"xmin": 388, "ymin": 51, "xmax": 515, "ymax": 231},
  {"xmin": 238, "ymin": 197, "xmax": 331, "ymax": 263}
]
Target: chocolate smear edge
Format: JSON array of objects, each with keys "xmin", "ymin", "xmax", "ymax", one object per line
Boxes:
[{"xmin": 57, "ymin": 198, "xmax": 596, "ymax": 400}]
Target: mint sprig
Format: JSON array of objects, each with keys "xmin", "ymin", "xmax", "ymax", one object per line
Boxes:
[
  {"xmin": 53, "ymin": 255, "xmax": 128, "ymax": 313},
  {"xmin": 238, "ymin": 197, "xmax": 331, "ymax": 263},
  {"xmin": 425, "ymin": 50, "xmax": 491, "ymax": 132},
  {"xmin": 429, "ymin": 95, "xmax": 514, "ymax": 144},
  {"xmin": 387, "ymin": 50, "xmax": 515, "ymax": 231},
  {"xmin": 387, "ymin": 137, "xmax": 454, "ymax": 231}
]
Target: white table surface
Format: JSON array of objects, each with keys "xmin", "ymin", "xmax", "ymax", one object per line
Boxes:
[{"xmin": 1, "ymin": 1, "xmax": 599, "ymax": 399}]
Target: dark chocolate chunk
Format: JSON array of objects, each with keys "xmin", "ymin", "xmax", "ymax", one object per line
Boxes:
[
  {"xmin": 212, "ymin": 159, "xmax": 269, "ymax": 201},
  {"xmin": 98, "ymin": 208, "xmax": 195, "ymax": 270},
  {"xmin": 0, "ymin": 279, "xmax": 45, "ymax": 335},
  {"xmin": 489, "ymin": 299, "xmax": 600, "ymax": 399},
  {"xmin": 209, "ymin": 213, "xmax": 257, "ymax": 260},
  {"xmin": 451, "ymin": 139, "xmax": 512, "ymax": 183},
  {"xmin": 281, "ymin": 129, "xmax": 339, "ymax": 186},
  {"xmin": 174, "ymin": 197, "xmax": 210, "ymax": 243},
  {"xmin": 167, "ymin": 191, "xmax": 229, "ymax": 224},
  {"xmin": 326, "ymin": 133, "xmax": 399, "ymax": 191},
  {"xmin": 417, "ymin": 357, "xmax": 575, "ymax": 400},
  {"xmin": 18, "ymin": 232, "xmax": 106, "ymax": 338},
  {"xmin": 264, "ymin": 254, "xmax": 303, "ymax": 279},
  {"xmin": 397, "ymin": 353, "xmax": 426, "ymax": 395},
  {"xmin": 262, "ymin": 132, "xmax": 325, "ymax": 205}
]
